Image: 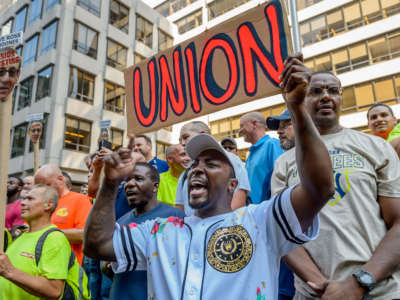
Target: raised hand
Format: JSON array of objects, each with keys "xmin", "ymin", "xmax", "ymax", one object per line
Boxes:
[
  {"xmin": 279, "ymin": 53, "xmax": 311, "ymax": 107},
  {"xmin": 103, "ymin": 134, "xmax": 137, "ymax": 184}
]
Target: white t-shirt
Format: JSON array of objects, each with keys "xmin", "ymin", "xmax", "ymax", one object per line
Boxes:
[
  {"xmin": 175, "ymin": 151, "xmax": 251, "ymax": 216},
  {"xmin": 112, "ymin": 187, "xmax": 319, "ymax": 300},
  {"xmin": 271, "ymin": 128, "xmax": 400, "ymax": 299}
]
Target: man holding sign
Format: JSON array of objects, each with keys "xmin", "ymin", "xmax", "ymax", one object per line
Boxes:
[{"xmin": 84, "ymin": 54, "xmax": 335, "ymax": 299}]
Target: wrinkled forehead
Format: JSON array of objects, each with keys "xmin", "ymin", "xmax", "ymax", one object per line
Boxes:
[{"xmin": 309, "ymin": 73, "xmax": 341, "ymax": 87}]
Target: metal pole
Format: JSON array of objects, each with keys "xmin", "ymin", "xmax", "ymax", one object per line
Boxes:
[{"xmin": 289, "ymin": 0, "xmax": 301, "ymax": 52}]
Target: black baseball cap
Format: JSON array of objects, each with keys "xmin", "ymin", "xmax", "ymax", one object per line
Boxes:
[
  {"xmin": 266, "ymin": 109, "xmax": 291, "ymax": 130},
  {"xmin": 220, "ymin": 137, "xmax": 237, "ymax": 147}
]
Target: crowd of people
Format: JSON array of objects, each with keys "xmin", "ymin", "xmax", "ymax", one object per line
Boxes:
[{"xmin": 1, "ymin": 51, "xmax": 400, "ymax": 300}]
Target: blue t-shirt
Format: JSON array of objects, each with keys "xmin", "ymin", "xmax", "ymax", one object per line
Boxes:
[
  {"xmin": 149, "ymin": 157, "xmax": 169, "ymax": 173},
  {"xmin": 245, "ymin": 135, "xmax": 283, "ymax": 204},
  {"xmin": 110, "ymin": 203, "xmax": 185, "ymax": 300}
]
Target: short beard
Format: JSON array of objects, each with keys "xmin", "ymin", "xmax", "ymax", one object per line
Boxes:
[
  {"xmin": 281, "ymin": 139, "xmax": 295, "ymax": 150},
  {"xmin": 7, "ymin": 189, "xmax": 18, "ymax": 198},
  {"xmin": 189, "ymin": 198, "xmax": 210, "ymax": 210}
]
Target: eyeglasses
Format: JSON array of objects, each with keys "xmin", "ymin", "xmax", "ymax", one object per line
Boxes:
[
  {"xmin": 0, "ymin": 67, "xmax": 19, "ymax": 78},
  {"xmin": 308, "ymin": 86, "xmax": 342, "ymax": 96},
  {"xmin": 223, "ymin": 145, "xmax": 236, "ymax": 151}
]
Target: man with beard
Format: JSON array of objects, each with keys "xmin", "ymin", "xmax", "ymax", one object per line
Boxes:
[
  {"xmin": 83, "ymin": 54, "xmax": 335, "ymax": 299},
  {"xmin": 367, "ymin": 103, "xmax": 400, "ymax": 158},
  {"xmin": 272, "ymin": 62, "xmax": 400, "ymax": 299},
  {"xmin": 107, "ymin": 163, "xmax": 184, "ymax": 300},
  {"xmin": 157, "ymin": 144, "xmax": 190, "ymax": 206},
  {"xmin": 6, "ymin": 177, "xmax": 25, "ymax": 237},
  {"xmin": 176, "ymin": 121, "xmax": 251, "ymax": 213},
  {"xmin": 267, "ymin": 109, "xmax": 295, "ymax": 151},
  {"xmin": 134, "ymin": 135, "xmax": 169, "ymax": 173}
]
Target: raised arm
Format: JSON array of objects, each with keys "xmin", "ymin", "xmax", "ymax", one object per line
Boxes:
[
  {"xmin": 83, "ymin": 135, "xmax": 137, "ymax": 261},
  {"xmin": 280, "ymin": 54, "xmax": 335, "ymax": 231}
]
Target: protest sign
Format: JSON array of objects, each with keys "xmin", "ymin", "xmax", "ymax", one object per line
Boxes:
[
  {"xmin": 124, "ymin": 0, "xmax": 292, "ymax": 134},
  {"xmin": 0, "ymin": 32, "xmax": 23, "ymax": 50},
  {"xmin": 0, "ymin": 45, "xmax": 21, "ymax": 250},
  {"xmin": 27, "ymin": 114, "xmax": 44, "ymax": 173},
  {"xmin": 99, "ymin": 119, "xmax": 111, "ymax": 129}
]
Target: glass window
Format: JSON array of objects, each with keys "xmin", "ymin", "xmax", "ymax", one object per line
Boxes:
[
  {"xmin": 332, "ymin": 49, "xmax": 350, "ymax": 74},
  {"xmin": 368, "ymin": 37, "xmax": 390, "ymax": 63},
  {"xmin": 349, "ymin": 42, "xmax": 369, "ymax": 70},
  {"xmin": 104, "ymin": 80, "xmax": 125, "ymax": 114},
  {"xmin": 64, "ymin": 116, "xmax": 91, "ymax": 153},
  {"xmin": 208, "ymin": 0, "xmax": 249, "ymax": 20},
  {"xmin": 300, "ymin": 22, "xmax": 312, "ymax": 46},
  {"xmin": 23, "ymin": 35, "xmax": 39, "ymax": 66},
  {"xmin": 46, "ymin": 0, "xmax": 59, "ymax": 11},
  {"xmin": 309, "ymin": 15, "xmax": 326, "ymax": 43},
  {"xmin": 109, "ymin": 0, "xmax": 129, "ymax": 34},
  {"xmin": 77, "ymin": 0, "xmax": 101, "ymax": 17},
  {"xmin": 342, "ymin": 87, "xmax": 356, "ymax": 110},
  {"xmin": 136, "ymin": 15, "xmax": 153, "ymax": 48},
  {"xmin": 69, "ymin": 67, "xmax": 95, "ymax": 104},
  {"xmin": 29, "ymin": 114, "xmax": 48, "ymax": 151},
  {"xmin": 110, "ymin": 128, "xmax": 123, "ymax": 150},
  {"xmin": 374, "ymin": 78, "xmax": 395, "ymax": 102},
  {"xmin": 175, "ymin": 9, "xmax": 202, "ymax": 34},
  {"xmin": 314, "ymin": 54, "xmax": 331, "ymax": 72},
  {"xmin": 73, "ymin": 22, "xmax": 98, "ymax": 59},
  {"xmin": 158, "ymin": 30, "xmax": 173, "ymax": 51},
  {"xmin": 11, "ymin": 123, "xmax": 27, "ymax": 158},
  {"xmin": 14, "ymin": 6, "xmax": 27, "ymax": 33},
  {"xmin": 155, "ymin": 0, "xmax": 197, "ymax": 17},
  {"xmin": 29, "ymin": 0, "xmax": 43, "ymax": 24},
  {"xmin": 343, "ymin": 2, "xmax": 363, "ymax": 30},
  {"xmin": 388, "ymin": 30, "xmax": 400, "ymax": 58},
  {"xmin": 155, "ymin": 1, "xmax": 170, "ymax": 17},
  {"xmin": 381, "ymin": 0, "xmax": 400, "ymax": 16},
  {"xmin": 361, "ymin": 0, "xmax": 382, "ymax": 24},
  {"xmin": 106, "ymin": 39, "xmax": 127, "ymax": 71},
  {"xmin": 395, "ymin": 75, "xmax": 400, "ymax": 97},
  {"xmin": 1, "ymin": 19, "xmax": 13, "ymax": 36},
  {"xmin": 304, "ymin": 59, "xmax": 315, "ymax": 71},
  {"xmin": 134, "ymin": 52, "xmax": 145, "ymax": 64},
  {"xmin": 36, "ymin": 65, "xmax": 53, "ymax": 100},
  {"xmin": 41, "ymin": 20, "xmax": 57, "ymax": 54},
  {"xmin": 16, "ymin": 46, "xmax": 22, "ymax": 56},
  {"xmin": 18, "ymin": 77, "xmax": 34, "ymax": 110},
  {"xmin": 11, "ymin": 86, "xmax": 17, "ymax": 115},
  {"xmin": 326, "ymin": 9, "xmax": 344, "ymax": 37},
  {"xmin": 355, "ymin": 82, "xmax": 375, "ymax": 107}
]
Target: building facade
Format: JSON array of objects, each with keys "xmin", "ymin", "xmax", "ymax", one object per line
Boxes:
[
  {"xmin": 0, "ymin": 0, "xmax": 175, "ymax": 187},
  {"xmin": 151, "ymin": 0, "xmax": 400, "ymax": 161}
]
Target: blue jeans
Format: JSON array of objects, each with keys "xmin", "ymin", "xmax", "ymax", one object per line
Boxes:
[{"xmin": 83, "ymin": 257, "xmax": 102, "ymax": 300}]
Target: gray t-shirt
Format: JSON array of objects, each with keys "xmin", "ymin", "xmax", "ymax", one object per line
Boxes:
[
  {"xmin": 175, "ymin": 151, "xmax": 251, "ymax": 216},
  {"xmin": 271, "ymin": 128, "xmax": 400, "ymax": 299}
]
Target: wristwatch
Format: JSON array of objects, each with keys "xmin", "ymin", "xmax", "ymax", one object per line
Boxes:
[{"xmin": 352, "ymin": 269, "xmax": 376, "ymax": 299}]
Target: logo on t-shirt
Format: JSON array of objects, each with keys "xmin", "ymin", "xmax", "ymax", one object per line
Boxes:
[
  {"xmin": 207, "ymin": 225, "xmax": 253, "ymax": 273},
  {"xmin": 55, "ymin": 207, "xmax": 68, "ymax": 217}
]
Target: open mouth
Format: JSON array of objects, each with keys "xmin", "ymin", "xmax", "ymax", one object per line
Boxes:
[
  {"xmin": 125, "ymin": 190, "xmax": 138, "ymax": 198},
  {"xmin": 189, "ymin": 179, "xmax": 208, "ymax": 197}
]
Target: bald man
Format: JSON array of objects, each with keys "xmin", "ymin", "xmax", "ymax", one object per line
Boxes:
[
  {"xmin": 157, "ymin": 144, "xmax": 190, "ymax": 206},
  {"xmin": 34, "ymin": 164, "xmax": 92, "ymax": 265},
  {"xmin": 239, "ymin": 112, "xmax": 283, "ymax": 204}
]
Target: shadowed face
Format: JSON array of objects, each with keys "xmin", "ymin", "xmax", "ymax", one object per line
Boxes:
[
  {"xmin": 305, "ymin": 73, "xmax": 342, "ymax": 129},
  {"xmin": 277, "ymin": 120, "xmax": 295, "ymax": 150},
  {"xmin": 187, "ymin": 149, "xmax": 236, "ymax": 210},
  {"xmin": 124, "ymin": 165, "xmax": 157, "ymax": 209}
]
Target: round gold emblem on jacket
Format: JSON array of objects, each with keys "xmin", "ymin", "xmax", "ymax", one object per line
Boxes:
[{"xmin": 206, "ymin": 225, "xmax": 253, "ymax": 273}]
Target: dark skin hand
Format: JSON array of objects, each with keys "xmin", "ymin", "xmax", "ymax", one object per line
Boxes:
[{"xmin": 84, "ymin": 135, "xmax": 138, "ymax": 261}]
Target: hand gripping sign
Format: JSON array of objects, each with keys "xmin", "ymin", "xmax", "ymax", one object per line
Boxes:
[
  {"xmin": 0, "ymin": 33, "xmax": 22, "ymax": 251},
  {"xmin": 124, "ymin": 0, "xmax": 292, "ymax": 134}
]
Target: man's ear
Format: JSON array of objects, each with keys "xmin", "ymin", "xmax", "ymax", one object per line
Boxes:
[
  {"xmin": 228, "ymin": 178, "xmax": 238, "ymax": 194},
  {"xmin": 153, "ymin": 182, "xmax": 159, "ymax": 193}
]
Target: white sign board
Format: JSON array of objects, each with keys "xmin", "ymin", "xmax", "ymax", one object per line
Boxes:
[
  {"xmin": 0, "ymin": 32, "xmax": 23, "ymax": 49},
  {"xmin": 27, "ymin": 113, "xmax": 44, "ymax": 122},
  {"xmin": 99, "ymin": 120, "xmax": 111, "ymax": 129}
]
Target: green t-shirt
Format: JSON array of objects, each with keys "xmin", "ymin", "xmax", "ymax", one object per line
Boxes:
[
  {"xmin": 0, "ymin": 225, "xmax": 70, "ymax": 300},
  {"xmin": 157, "ymin": 170, "xmax": 179, "ymax": 206},
  {"xmin": 388, "ymin": 123, "xmax": 400, "ymax": 142}
]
